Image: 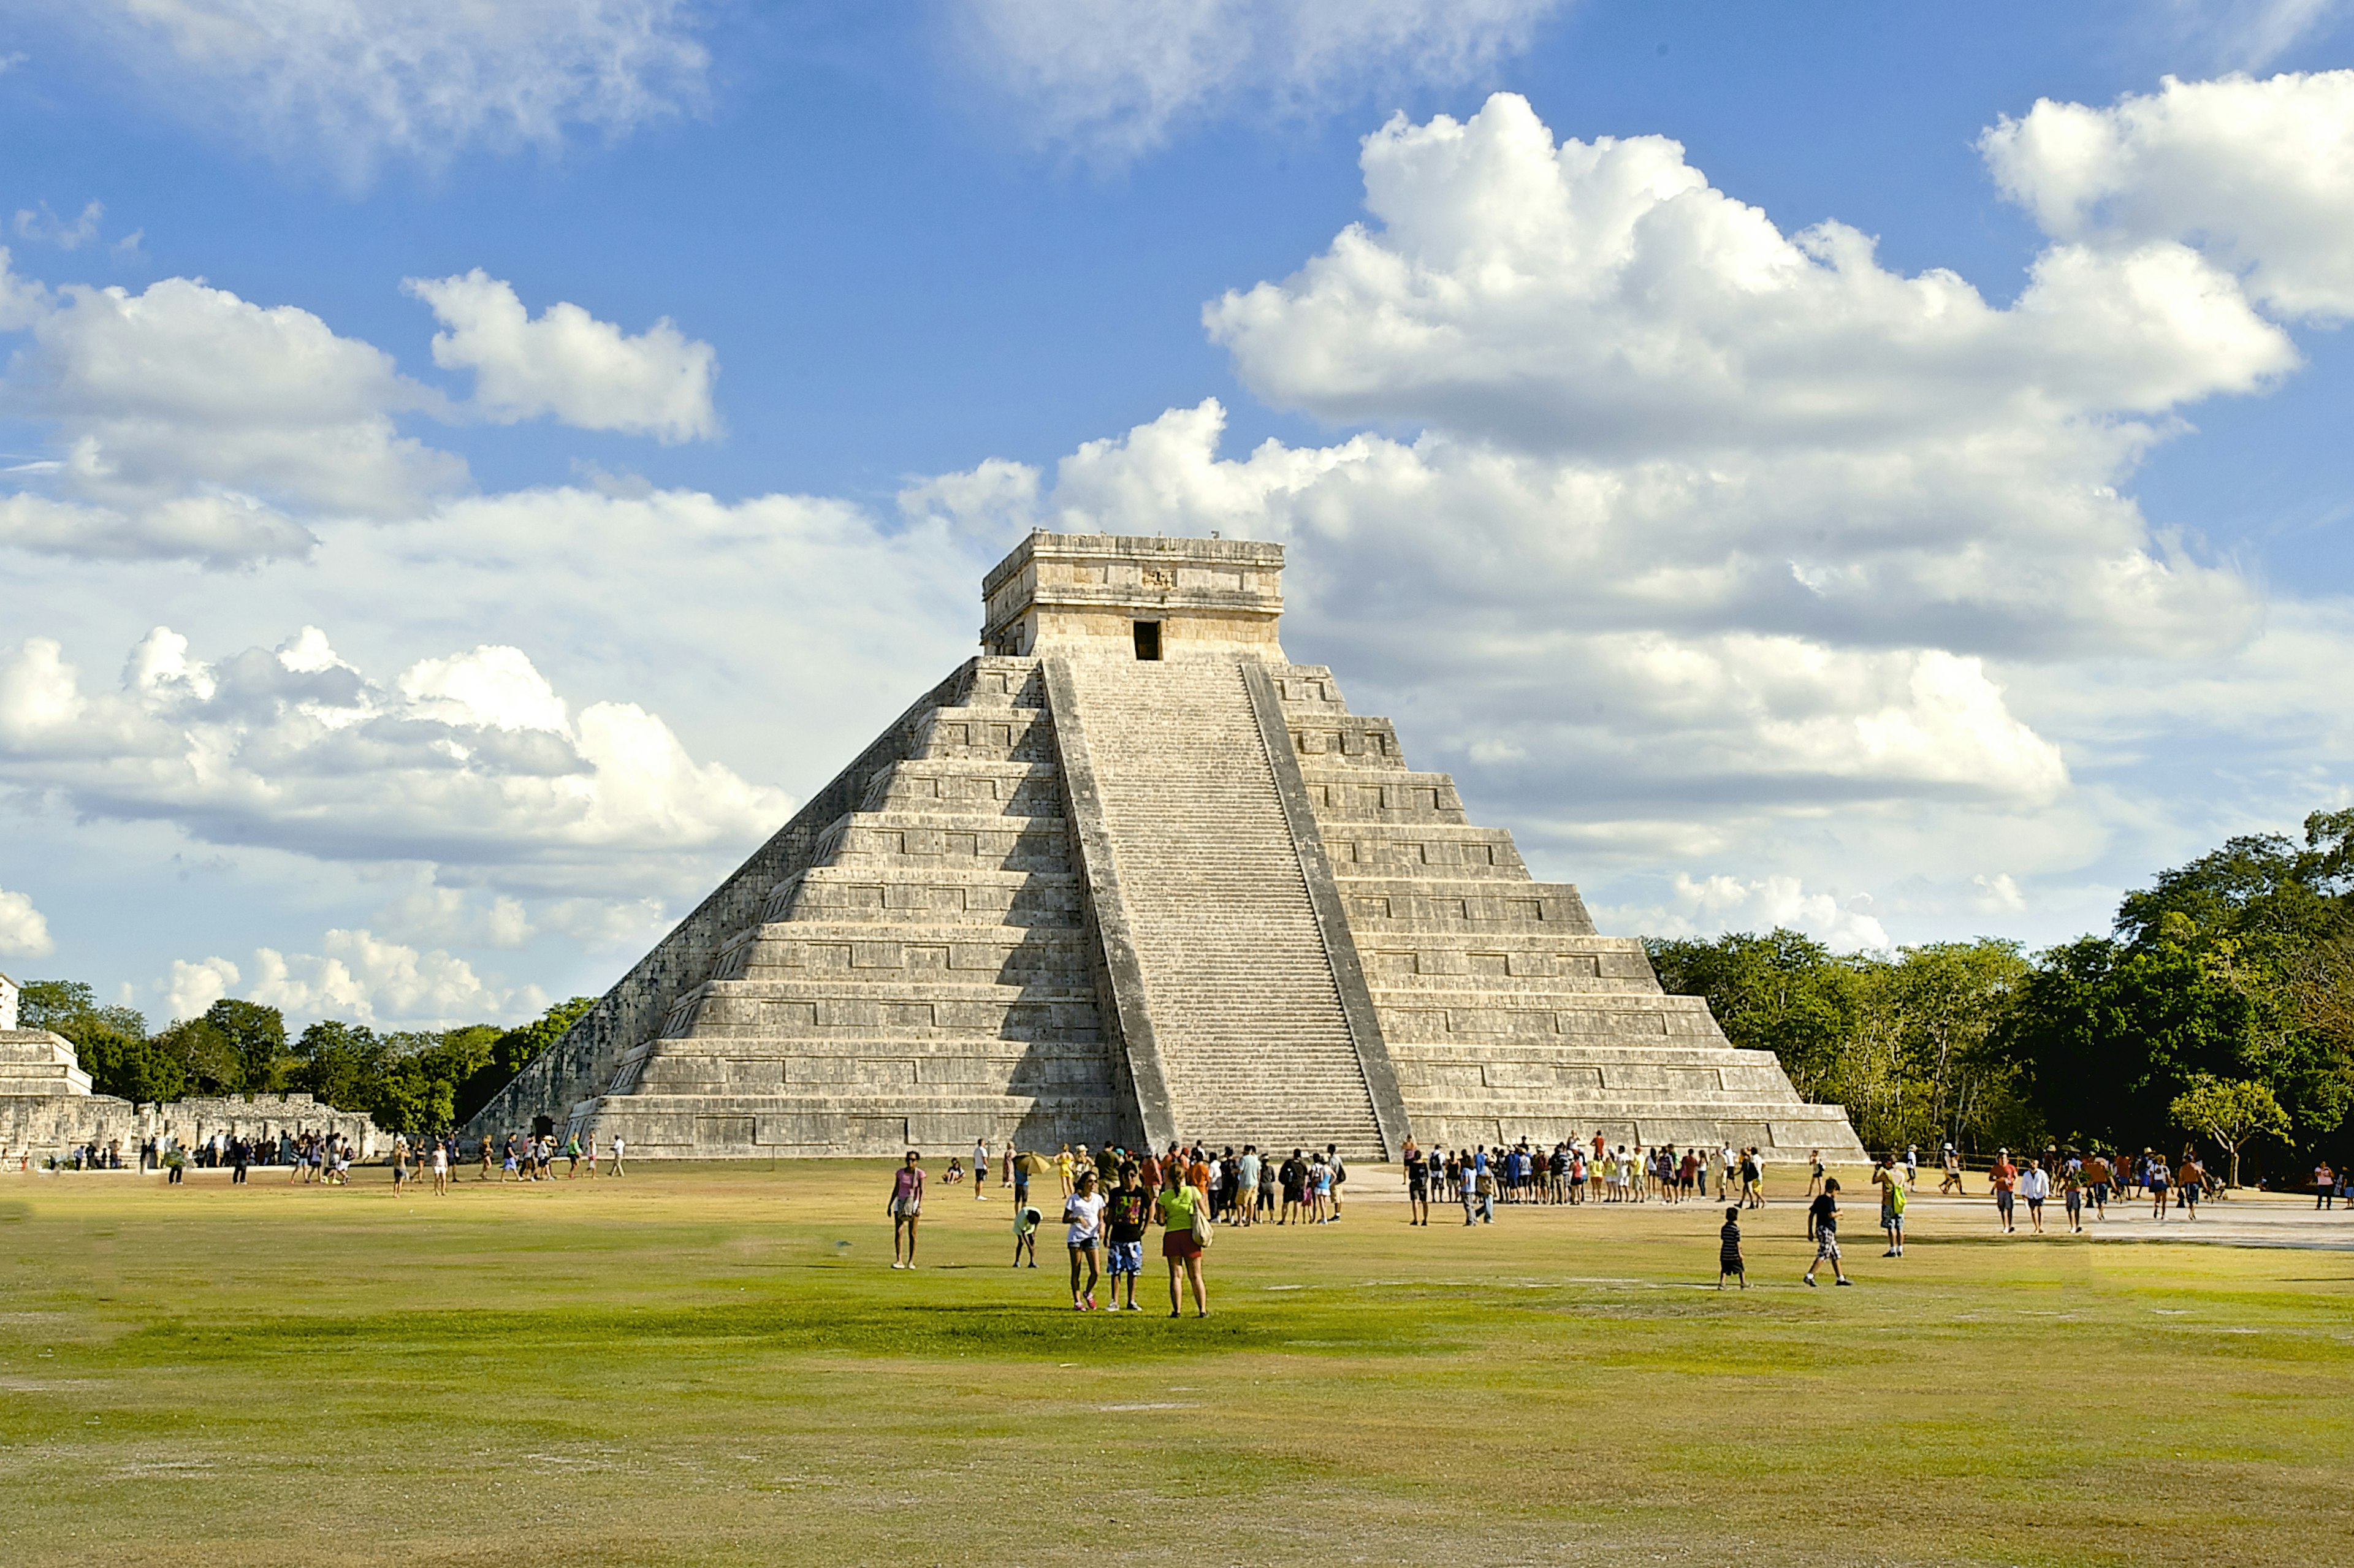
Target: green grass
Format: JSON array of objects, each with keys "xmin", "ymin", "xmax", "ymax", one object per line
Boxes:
[{"xmin": 2, "ymin": 1163, "xmax": 2349, "ymax": 1567}]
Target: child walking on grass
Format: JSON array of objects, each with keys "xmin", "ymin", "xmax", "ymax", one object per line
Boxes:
[
  {"xmin": 1805, "ymin": 1178, "xmax": 1853, "ymax": 1287},
  {"xmin": 1718, "ymin": 1206, "xmax": 1746, "ymax": 1289}
]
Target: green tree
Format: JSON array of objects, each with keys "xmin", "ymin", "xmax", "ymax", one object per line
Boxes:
[
  {"xmin": 453, "ymin": 997, "xmax": 595, "ymax": 1125},
  {"xmin": 154, "ymin": 1016, "xmax": 243, "ymax": 1094},
  {"xmin": 203, "ymin": 999, "xmax": 289, "ymax": 1092},
  {"xmin": 1645, "ymin": 930, "xmax": 1859, "ymax": 1102},
  {"xmin": 72, "ymin": 1019, "xmax": 187, "ymax": 1103},
  {"xmin": 2169, "ymin": 1075, "xmax": 2290, "ymax": 1187},
  {"xmin": 292, "ymin": 1019, "xmax": 388, "ymax": 1113},
  {"xmin": 17, "ymin": 980, "xmax": 96, "ymax": 1032}
]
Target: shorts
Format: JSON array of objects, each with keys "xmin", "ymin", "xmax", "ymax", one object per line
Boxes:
[
  {"xmin": 1881, "ymin": 1205, "xmax": 1902, "ymax": 1228},
  {"xmin": 1814, "ymin": 1231, "xmax": 1842, "ymax": 1261},
  {"xmin": 1162, "ymin": 1231, "xmax": 1203, "ymax": 1260},
  {"xmin": 1995, "ymin": 1190, "xmax": 2014, "ymax": 1212},
  {"xmin": 2025, "ymin": 1197, "xmax": 2044, "ymax": 1211},
  {"xmin": 1108, "ymin": 1241, "xmax": 1143, "ymax": 1276},
  {"xmin": 891, "ymin": 1197, "xmax": 922, "ymax": 1218}
]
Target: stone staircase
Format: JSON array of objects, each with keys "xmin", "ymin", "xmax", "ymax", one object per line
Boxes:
[
  {"xmin": 564, "ymin": 658, "xmax": 1126, "ymax": 1157},
  {"xmin": 1265, "ymin": 663, "xmax": 1866, "ymax": 1162},
  {"xmin": 1059, "ymin": 658, "xmax": 1386, "ymax": 1155}
]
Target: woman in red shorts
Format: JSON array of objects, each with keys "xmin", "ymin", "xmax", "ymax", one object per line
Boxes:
[{"xmin": 1154, "ymin": 1171, "xmax": 1209, "ymax": 1319}]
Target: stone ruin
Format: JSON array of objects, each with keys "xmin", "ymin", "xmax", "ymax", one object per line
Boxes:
[
  {"xmin": 0, "ymin": 970, "xmax": 381, "ymax": 1163},
  {"xmin": 465, "ymin": 532, "xmax": 1867, "ymax": 1162}
]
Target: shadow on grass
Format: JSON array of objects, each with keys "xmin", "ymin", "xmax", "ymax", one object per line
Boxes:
[{"xmin": 96, "ymin": 1296, "xmax": 1450, "ymax": 1368}]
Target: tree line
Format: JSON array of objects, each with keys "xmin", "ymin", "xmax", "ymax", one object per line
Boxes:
[
  {"xmin": 1648, "ymin": 809, "xmax": 2354, "ymax": 1182},
  {"xmin": 13, "ymin": 983, "xmax": 593, "ymax": 1137}
]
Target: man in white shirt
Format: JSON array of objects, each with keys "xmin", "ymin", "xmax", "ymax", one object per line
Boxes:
[
  {"xmin": 973, "ymin": 1136, "xmax": 990, "ymax": 1198},
  {"xmin": 2019, "ymin": 1159, "xmax": 2051, "ymax": 1234}
]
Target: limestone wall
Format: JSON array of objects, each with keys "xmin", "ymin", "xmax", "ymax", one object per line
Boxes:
[{"xmin": 0, "ymin": 1029, "xmax": 381, "ymax": 1160}]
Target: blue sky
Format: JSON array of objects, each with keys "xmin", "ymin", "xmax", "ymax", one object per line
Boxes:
[{"xmin": 4, "ymin": 0, "xmax": 2353, "ymax": 1027}]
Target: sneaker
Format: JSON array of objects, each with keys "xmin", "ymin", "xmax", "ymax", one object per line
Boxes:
[
  {"xmin": 1124, "ymin": 1302, "xmax": 1143, "ymax": 1312},
  {"xmin": 891, "ymin": 1262, "xmax": 906, "ymax": 1270},
  {"xmin": 1882, "ymin": 1249, "xmax": 1898, "ymax": 1257},
  {"xmin": 1083, "ymin": 1294, "xmax": 1096, "ymax": 1311},
  {"xmin": 1804, "ymin": 1275, "xmax": 1816, "ymax": 1287},
  {"xmin": 1835, "ymin": 1277, "xmax": 1853, "ymax": 1286}
]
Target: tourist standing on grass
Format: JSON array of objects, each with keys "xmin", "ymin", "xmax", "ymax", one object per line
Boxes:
[
  {"xmin": 2061, "ymin": 1164, "xmax": 2083, "ymax": 1232},
  {"xmin": 889, "ymin": 1151, "xmax": 926, "ymax": 1269},
  {"xmin": 1805, "ymin": 1179, "xmax": 1852, "ymax": 1287},
  {"xmin": 2316, "ymin": 1162, "xmax": 2339, "ymax": 1209},
  {"xmin": 1873, "ymin": 1154, "xmax": 1906, "ymax": 1257},
  {"xmin": 1154, "ymin": 1170, "xmax": 1209, "ymax": 1318},
  {"xmin": 1064, "ymin": 1170, "xmax": 1106, "ymax": 1311},
  {"xmin": 2019, "ymin": 1159, "xmax": 2050, "ymax": 1235},
  {"xmin": 1940, "ymin": 1143, "xmax": 1965, "ymax": 1195},
  {"xmin": 1405, "ymin": 1138, "xmax": 1429, "ymax": 1225},
  {"xmin": 1718, "ymin": 1206, "xmax": 1746, "ymax": 1289},
  {"xmin": 1056, "ymin": 1144, "xmax": 1075, "ymax": 1197},
  {"xmin": 1103, "ymin": 1165, "xmax": 1148, "ymax": 1309},
  {"xmin": 1905, "ymin": 1144, "xmax": 1919, "ymax": 1189},
  {"xmin": 1237, "ymin": 1145, "xmax": 1262, "ymax": 1225},
  {"xmin": 431, "ymin": 1136, "xmax": 449, "ymax": 1195},
  {"xmin": 608, "ymin": 1134, "xmax": 627, "ymax": 1177},
  {"xmin": 974, "ymin": 1136, "xmax": 990, "ymax": 1199},
  {"xmin": 1990, "ymin": 1149, "xmax": 2017, "ymax": 1233}
]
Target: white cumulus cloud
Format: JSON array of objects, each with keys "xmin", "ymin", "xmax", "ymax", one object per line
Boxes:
[
  {"xmin": 907, "ymin": 83, "xmax": 2354, "ymax": 919},
  {"xmin": 166, "ymin": 955, "xmax": 239, "ymax": 1019},
  {"xmin": 406, "ymin": 270, "xmax": 718, "ymax": 442},
  {"xmin": 0, "ymin": 626, "xmax": 793, "ymax": 894},
  {"xmin": 1594, "ymin": 872, "xmax": 1891, "ymax": 954},
  {"xmin": 955, "ymin": 0, "xmax": 1566, "ymax": 158},
  {"xmin": 1983, "ymin": 70, "xmax": 2354, "ymax": 320},
  {"xmin": 0, "ymin": 883, "xmax": 57, "ymax": 958},
  {"xmin": 248, "ymin": 929, "xmax": 543, "ymax": 1029},
  {"xmin": 0, "ymin": 256, "xmax": 720, "ymax": 563}
]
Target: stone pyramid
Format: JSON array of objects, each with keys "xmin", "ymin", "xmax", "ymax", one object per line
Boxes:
[{"xmin": 469, "ymin": 533, "xmax": 1864, "ymax": 1162}]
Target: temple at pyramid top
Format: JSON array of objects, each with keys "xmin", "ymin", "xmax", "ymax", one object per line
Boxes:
[
  {"xmin": 981, "ymin": 531, "xmax": 1288, "ymax": 661},
  {"xmin": 467, "ymin": 530, "xmax": 1865, "ymax": 1165}
]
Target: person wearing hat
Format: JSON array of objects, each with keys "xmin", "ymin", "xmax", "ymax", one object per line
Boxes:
[{"xmin": 1989, "ymin": 1149, "xmax": 2018, "ymax": 1233}]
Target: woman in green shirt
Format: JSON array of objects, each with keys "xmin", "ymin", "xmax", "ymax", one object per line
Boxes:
[{"xmin": 1154, "ymin": 1178, "xmax": 1209, "ymax": 1319}]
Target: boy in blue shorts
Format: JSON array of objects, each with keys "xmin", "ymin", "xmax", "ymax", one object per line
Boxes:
[{"xmin": 1102, "ymin": 1163, "xmax": 1151, "ymax": 1311}]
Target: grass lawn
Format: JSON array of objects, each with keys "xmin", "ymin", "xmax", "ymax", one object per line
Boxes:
[{"xmin": 2, "ymin": 1160, "xmax": 2348, "ymax": 1567}]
